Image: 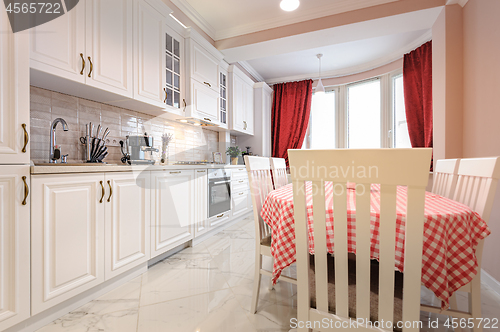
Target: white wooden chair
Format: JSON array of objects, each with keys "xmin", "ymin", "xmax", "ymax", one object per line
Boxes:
[
  {"xmin": 431, "ymin": 159, "xmax": 460, "ymax": 199},
  {"xmin": 270, "ymin": 157, "xmax": 289, "ymax": 189},
  {"xmin": 421, "ymin": 156, "xmax": 500, "ymax": 332},
  {"xmin": 244, "ymin": 155, "xmax": 297, "ymax": 314},
  {"xmin": 289, "ymin": 148, "xmax": 432, "ymax": 332}
]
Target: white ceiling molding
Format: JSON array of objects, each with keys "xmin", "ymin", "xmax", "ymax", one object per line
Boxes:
[
  {"xmin": 446, "ymin": 0, "xmax": 469, "ymax": 7},
  {"xmin": 214, "ymin": 0, "xmax": 399, "ymax": 40},
  {"xmin": 171, "ymin": 0, "xmax": 216, "ymax": 40},
  {"xmin": 237, "ymin": 61, "xmax": 265, "ymax": 82},
  {"xmin": 264, "ymin": 30, "xmax": 431, "ymax": 85}
]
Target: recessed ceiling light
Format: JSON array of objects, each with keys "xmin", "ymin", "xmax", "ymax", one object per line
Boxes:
[{"xmin": 280, "ymin": 0, "xmax": 299, "ymax": 12}]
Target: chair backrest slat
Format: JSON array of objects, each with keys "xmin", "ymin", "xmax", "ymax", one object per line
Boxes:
[
  {"xmin": 270, "ymin": 157, "xmax": 289, "ymax": 189},
  {"xmin": 289, "ymin": 148, "xmax": 432, "ymax": 332},
  {"xmin": 355, "ymin": 185, "xmax": 372, "ymax": 322},
  {"xmin": 332, "ymin": 182, "xmax": 349, "ymax": 317},
  {"xmin": 453, "ymin": 157, "xmax": 500, "ymax": 223},
  {"xmin": 431, "ymin": 159, "xmax": 460, "ymax": 199},
  {"xmin": 311, "ymin": 181, "xmax": 329, "ymax": 312},
  {"xmin": 377, "ymin": 184, "xmax": 397, "ymax": 324},
  {"xmin": 245, "ymin": 156, "xmax": 274, "ymax": 242}
]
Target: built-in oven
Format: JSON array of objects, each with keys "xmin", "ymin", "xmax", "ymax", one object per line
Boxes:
[{"xmin": 208, "ymin": 169, "xmax": 231, "ymax": 218}]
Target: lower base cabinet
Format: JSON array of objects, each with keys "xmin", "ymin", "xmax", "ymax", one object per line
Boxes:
[
  {"xmin": 31, "ymin": 173, "xmax": 105, "ymax": 315},
  {"xmin": 0, "ymin": 166, "xmax": 30, "ymax": 331},
  {"xmin": 232, "ymin": 190, "xmax": 250, "ymax": 217},
  {"xmin": 151, "ymin": 170, "xmax": 194, "ymax": 258},
  {"xmin": 104, "ymin": 172, "xmax": 150, "ymax": 280},
  {"xmin": 31, "ymin": 171, "xmax": 152, "ymax": 314}
]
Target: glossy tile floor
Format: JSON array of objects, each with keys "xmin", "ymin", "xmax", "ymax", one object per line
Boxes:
[{"xmin": 37, "ymin": 216, "xmax": 500, "ymax": 332}]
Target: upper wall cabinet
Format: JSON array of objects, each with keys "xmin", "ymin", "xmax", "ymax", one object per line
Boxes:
[
  {"xmin": 218, "ymin": 61, "xmax": 229, "ymax": 129},
  {"xmin": 229, "ymin": 65, "xmax": 254, "ymax": 135},
  {"xmin": 184, "ymin": 29, "xmax": 225, "ymax": 125},
  {"xmin": 0, "ymin": 7, "xmax": 30, "ymax": 164},
  {"xmin": 30, "ymin": 0, "xmax": 134, "ymax": 99}
]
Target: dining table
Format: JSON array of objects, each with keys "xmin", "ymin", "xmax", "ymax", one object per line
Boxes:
[{"xmin": 260, "ymin": 182, "xmax": 491, "ymax": 310}]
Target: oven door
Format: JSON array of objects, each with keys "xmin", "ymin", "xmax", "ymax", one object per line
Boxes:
[{"xmin": 208, "ymin": 177, "xmax": 231, "ymax": 218}]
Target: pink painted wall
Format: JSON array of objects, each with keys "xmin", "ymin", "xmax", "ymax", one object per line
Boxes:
[
  {"xmin": 432, "ymin": 5, "xmax": 463, "ymax": 164},
  {"xmin": 462, "ymin": 0, "xmax": 500, "ymax": 280}
]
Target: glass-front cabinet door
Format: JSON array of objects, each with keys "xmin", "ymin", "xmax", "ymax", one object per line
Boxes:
[
  {"xmin": 165, "ymin": 30, "xmax": 183, "ymax": 110},
  {"xmin": 219, "ymin": 71, "xmax": 228, "ymax": 127}
]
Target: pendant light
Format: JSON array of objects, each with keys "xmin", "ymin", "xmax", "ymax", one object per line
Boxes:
[
  {"xmin": 280, "ymin": 0, "xmax": 300, "ymax": 11},
  {"xmin": 316, "ymin": 54, "xmax": 325, "ymax": 95}
]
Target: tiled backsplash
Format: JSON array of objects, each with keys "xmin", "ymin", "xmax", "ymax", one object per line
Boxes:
[{"xmin": 30, "ymin": 86, "xmax": 220, "ymax": 164}]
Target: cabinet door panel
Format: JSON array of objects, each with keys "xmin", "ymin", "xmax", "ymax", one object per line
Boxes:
[
  {"xmin": 31, "ymin": 174, "xmax": 105, "ymax": 315},
  {"xmin": 151, "ymin": 171, "xmax": 194, "ymax": 258},
  {"xmin": 0, "ymin": 167, "xmax": 30, "ymax": 331},
  {"xmin": 86, "ymin": 0, "xmax": 133, "ymax": 97},
  {"xmin": 192, "ymin": 80, "xmax": 219, "ymax": 122},
  {"xmin": 29, "ymin": 1, "xmax": 85, "ymax": 83},
  {"xmin": 105, "ymin": 172, "xmax": 150, "ymax": 280},
  {"xmin": 192, "ymin": 43, "xmax": 218, "ymax": 91},
  {"xmin": 244, "ymin": 82, "xmax": 254, "ymax": 134},
  {"xmin": 1, "ymin": 8, "xmax": 30, "ymax": 164},
  {"xmin": 134, "ymin": 0, "xmax": 165, "ymax": 107},
  {"xmin": 232, "ymin": 191, "xmax": 250, "ymax": 217}
]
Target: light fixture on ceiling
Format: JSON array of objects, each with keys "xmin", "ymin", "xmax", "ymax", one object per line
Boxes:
[
  {"xmin": 316, "ymin": 54, "xmax": 325, "ymax": 95},
  {"xmin": 280, "ymin": 0, "xmax": 300, "ymax": 11}
]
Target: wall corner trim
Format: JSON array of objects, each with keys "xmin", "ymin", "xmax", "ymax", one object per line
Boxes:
[
  {"xmin": 237, "ymin": 61, "xmax": 265, "ymax": 82},
  {"xmin": 446, "ymin": 0, "xmax": 469, "ymax": 7},
  {"xmin": 171, "ymin": 0, "xmax": 216, "ymax": 39}
]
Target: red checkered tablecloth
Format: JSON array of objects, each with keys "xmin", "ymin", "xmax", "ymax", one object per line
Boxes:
[{"xmin": 260, "ymin": 182, "xmax": 491, "ymax": 310}]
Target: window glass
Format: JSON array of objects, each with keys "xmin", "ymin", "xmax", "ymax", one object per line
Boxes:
[
  {"xmin": 393, "ymin": 75, "xmax": 412, "ymax": 148},
  {"xmin": 309, "ymin": 91, "xmax": 336, "ymax": 149},
  {"xmin": 348, "ymin": 80, "xmax": 381, "ymax": 148}
]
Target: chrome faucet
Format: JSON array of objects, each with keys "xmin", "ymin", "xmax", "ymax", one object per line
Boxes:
[{"xmin": 49, "ymin": 118, "xmax": 69, "ymax": 163}]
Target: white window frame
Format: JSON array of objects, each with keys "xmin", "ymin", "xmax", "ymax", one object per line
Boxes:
[{"xmin": 310, "ymin": 68, "xmax": 403, "ymax": 149}]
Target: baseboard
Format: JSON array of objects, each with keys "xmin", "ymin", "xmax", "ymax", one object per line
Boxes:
[{"xmin": 481, "ymin": 269, "xmax": 500, "ymax": 297}]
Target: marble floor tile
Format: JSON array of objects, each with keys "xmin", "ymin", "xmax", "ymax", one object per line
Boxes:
[{"xmin": 36, "ymin": 217, "xmax": 500, "ymax": 332}]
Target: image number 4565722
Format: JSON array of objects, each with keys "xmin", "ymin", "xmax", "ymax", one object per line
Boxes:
[{"xmin": 2, "ymin": 0, "xmax": 80, "ymax": 33}]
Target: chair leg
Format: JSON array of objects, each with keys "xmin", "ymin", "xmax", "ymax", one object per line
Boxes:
[
  {"xmin": 251, "ymin": 252, "xmax": 263, "ymax": 314},
  {"xmin": 269, "ymin": 256, "xmax": 275, "ymax": 290},
  {"xmin": 470, "ymin": 276, "xmax": 483, "ymax": 332},
  {"xmin": 449, "ymin": 293, "xmax": 463, "ymax": 332}
]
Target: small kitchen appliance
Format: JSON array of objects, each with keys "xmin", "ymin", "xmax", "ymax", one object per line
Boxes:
[{"xmin": 120, "ymin": 133, "xmax": 158, "ymax": 165}]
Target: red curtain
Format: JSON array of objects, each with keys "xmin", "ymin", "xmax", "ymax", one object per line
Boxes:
[
  {"xmin": 271, "ymin": 80, "xmax": 313, "ymax": 165},
  {"xmin": 403, "ymin": 41, "xmax": 433, "ymax": 169}
]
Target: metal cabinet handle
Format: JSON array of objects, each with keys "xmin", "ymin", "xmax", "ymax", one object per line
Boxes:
[
  {"xmin": 243, "ymin": 121, "xmax": 247, "ymax": 130},
  {"xmin": 164, "ymin": 88, "xmax": 168, "ymax": 103},
  {"xmin": 22, "ymin": 176, "xmax": 29, "ymax": 206},
  {"xmin": 107, "ymin": 180, "xmax": 112, "ymax": 202},
  {"xmin": 99, "ymin": 181, "xmax": 104, "ymax": 203},
  {"xmin": 217, "ymin": 213, "xmax": 224, "ymax": 218},
  {"xmin": 197, "ymin": 170, "xmax": 206, "ymax": 173},
  {"xmin": 88, "ymin": 56, "xmax": 93, "ymax": 77},
  {"xmin": 239, "ymin": 180, "xmax": 244, "ymax": 183},
  {"xmin": 203, "ymin": 82, "xmax": 211, "ymax": 87},
  {"xmin": 80, "ymin": 53, "xmax": 85, "ymax": 75},
  {"xmin": 204, "ymin": 118, "xmax": 212, "ymax": 122},
  {"xmin": 21, "ymin": 123, "xmax": 29, "ymax": 153},
  {"xmin": 170, "ymin": 171, "xmax": 181, "ymax": 174},
  {"xmin": 239, "ymin": 192, "xmax": 244, "ymax": 196}
]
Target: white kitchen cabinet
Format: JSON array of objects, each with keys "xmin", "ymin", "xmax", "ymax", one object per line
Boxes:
[
  {"xmin": 29, "ymin": 0, "xmax": 86, "ymax": 83},
  {"xmin": 232, "ymin": 190, "xmax": 250, "ymax": 217},
  {"xmin": 30, "ymin": 0, "xmax": 134, "ymax": 99},
  {"xmin": 230, "ymin": 168, "xmax": 250, "ymax": 217},
  {"xmin": 104, "ymin": 172, "xmax": 150, "ymax": 280},
  {"xmin": 191, "ymin": 79, "xmax": 219, "ymax": 122},
  {"xmin": 0, "ymin": 8, "xmax": 30, "ymax": 164},
  {"xmin": 238, "ymin": 82, "xmax": 273, "ymax": 157},
  {"xmin": 219, "ymin": 62, "xmax": 229, "ymax": 129},
  {"xmin": 85, "ymin": 0, "xmax": 133, "ymax": 97},
  {"xmin": 151, "ymin": 170, "xmax": 194, "ymax": 258},
  {"xmin": 31, "ymin": 173, "xmax": 105, "ymax": 315},
  {"xmin": 191, "ymin": 43, "xmax": 219, "ymax": 92},
  {"xmin": 208, "ymin": 210, "xmax": 231, "ymax": 228},
  {"xmin": 0, "ymin": 166, "xmax": 30, "ymax": 331},
  {"xmin": 229, "ymin": 65, "xmax": 254, "ymax": 135},
  {"xmin": 194, "ymin": 169, "xmax": 209, "ymax": 237}
]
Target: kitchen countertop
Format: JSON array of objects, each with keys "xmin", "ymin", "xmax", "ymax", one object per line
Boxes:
[{"xmin": 31, "ymin": 163, "xmax": 247, "ymax": 175}]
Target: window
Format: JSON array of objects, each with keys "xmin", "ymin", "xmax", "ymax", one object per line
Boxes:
[
  {"xmin": 304, "ymin": 91, "xmax": 336, "ymax": 149},
  {"xmin": 347, "ymin": 79, "xmax": 381, "ymax": 148},
  {"xmin": 393, "ymin": 75, "xmax": 412, "ymax": 148},
  {"xmin": 303, "ymin": 69, "xmax": 412, "ymax": 149}
]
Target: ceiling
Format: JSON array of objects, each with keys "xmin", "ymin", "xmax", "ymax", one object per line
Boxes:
[{"xmin": 171, "ymin": 0, "xmax": 444, "ymax": 84}]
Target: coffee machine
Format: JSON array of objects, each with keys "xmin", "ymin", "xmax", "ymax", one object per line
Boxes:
[{"xmin": 120, "ymin": 133, "xmax": 158, "ymax": 165}]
